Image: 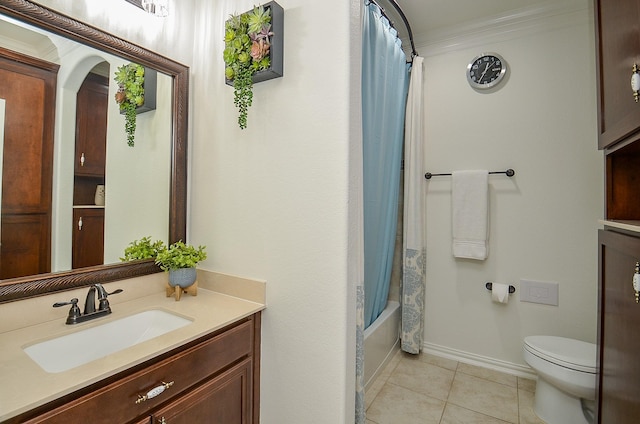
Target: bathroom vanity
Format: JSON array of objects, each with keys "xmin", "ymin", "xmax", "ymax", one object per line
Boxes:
[
  {"xmin": 0, "ymin": 273, "xmax": 265, "ymax": 423},
  {"xmin": 21, "ymin": 316, "xmax": 260, "ymax": 424},
  {"xmin": 594, "ymin": 0, "xmax": 640, "ymax": 422}
]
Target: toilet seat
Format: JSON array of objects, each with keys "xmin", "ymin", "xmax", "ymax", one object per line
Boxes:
[{"xmin": 524, "ymin": 336, "xmax": 596, "ymax": 374}]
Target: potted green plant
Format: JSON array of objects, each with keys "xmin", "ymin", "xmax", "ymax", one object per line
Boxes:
[
  {"xmin": 114, "ymin": 63, "xmax": 146, "ymax": 147},
  {"xmin": 223, "ymin": 4, "xmax": 274, "ymax": 129},
  {"xmin": 120, "ymin": 236, "xmax": 166, "ymax": 261},
  {"xmin": 155, "ymin": 241, "xmax": 208, "ymax": 287}
]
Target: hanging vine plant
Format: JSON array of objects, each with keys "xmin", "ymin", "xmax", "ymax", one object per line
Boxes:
[
  {"xmin": 223, "ymin": 5, "xmax": 274, "ymax": 129},
  {"xmin": 114, "ymin": 63, "xmax": 145, "ymax": 147}
]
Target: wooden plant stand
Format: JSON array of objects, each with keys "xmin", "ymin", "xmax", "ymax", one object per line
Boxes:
[{"xmin": 166, "ymin": 280, "xmax": 198, "ymax": 301}]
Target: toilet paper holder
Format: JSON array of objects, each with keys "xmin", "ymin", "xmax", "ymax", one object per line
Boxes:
[{"xmin": 485, "ymin": 282, "xmax": 515, "ymax": 294}]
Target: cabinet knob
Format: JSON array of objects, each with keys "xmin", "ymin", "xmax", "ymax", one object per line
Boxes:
[
  {"xmin": 633, "ymin": 262, "xmax": 640, "ymax": 303},
  {"xmin": 80, "ymin": 152, "xmax": 85, "ymax": 167},
  {"xmin": 159, "ymin": 418, "xmax": 167, "ymax": 424},
  {"xmin": 135, "ymin": 381, "xmax": 174, "ymax": 404},
  {"xmin": 78, "ymin": 216, "xmax": 83, "ymax": 231}
]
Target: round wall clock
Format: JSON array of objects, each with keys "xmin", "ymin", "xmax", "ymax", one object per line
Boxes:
[{"xmin": 466, "ymin": 53, "xmax": 507, "ymax": 90}]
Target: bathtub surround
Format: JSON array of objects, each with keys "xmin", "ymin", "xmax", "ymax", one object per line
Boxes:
[{"xmin": 364, "ymin": 300, "xmax": 401, "ymax": 391}]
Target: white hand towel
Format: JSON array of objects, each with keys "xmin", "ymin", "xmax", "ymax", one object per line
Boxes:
[{"xmin": 452, "ymin": 170, "xmax": 489, "ymax": 260}]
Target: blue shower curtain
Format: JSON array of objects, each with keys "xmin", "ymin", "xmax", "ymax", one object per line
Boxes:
[{"xmin": 362, "ymin": 1, "xmax": 409, "ymax": 329}]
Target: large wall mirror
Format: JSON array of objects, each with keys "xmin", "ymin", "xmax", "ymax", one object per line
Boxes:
[{"xmin": 0, "ymin": 0, "xmax": 188, "ymax": 303}]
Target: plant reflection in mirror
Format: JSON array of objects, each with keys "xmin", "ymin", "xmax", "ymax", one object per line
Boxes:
[{"xmin": 115, "ymin": 63, "xmax": 145, "ymax": 146}]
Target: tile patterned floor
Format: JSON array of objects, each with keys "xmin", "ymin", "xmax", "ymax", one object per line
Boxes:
[{"xmin": 365, "ymin": 351, "xmax": 546, "ymax": 424}]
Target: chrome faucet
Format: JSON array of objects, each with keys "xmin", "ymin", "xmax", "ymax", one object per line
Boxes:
[{"xmin": 54, "ymin": 284, "xmax": 123, "ymax": 325}]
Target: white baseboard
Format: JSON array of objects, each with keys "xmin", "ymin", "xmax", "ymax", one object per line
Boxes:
[{"xmin": 423, "ymin": 342, "xmax": 537, "ymax": 380}]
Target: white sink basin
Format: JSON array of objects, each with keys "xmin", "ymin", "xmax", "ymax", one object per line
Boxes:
[{"xmin": 23, "ymin": 309, "xmax": 192, "ymax": 373}]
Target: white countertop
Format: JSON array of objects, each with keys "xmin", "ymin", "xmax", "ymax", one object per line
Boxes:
[{"xmin": 0, "ymin": 270, "xmax": 266, "ymax": 421}]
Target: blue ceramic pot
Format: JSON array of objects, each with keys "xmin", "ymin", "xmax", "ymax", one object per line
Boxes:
[{"xmin": 168, "ymin": 267, "xmax": 197, "ymax": 288}]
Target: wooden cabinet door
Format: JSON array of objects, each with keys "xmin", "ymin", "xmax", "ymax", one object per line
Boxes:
[
  {"xmin": 72, "ymin": 208, "xmax": 104, "ymax": 269},
  {"xmin": 0, "ymin": 48, "xmax": 57, "ymax": 278},
  {"xmin": 597, "ymin": 230, "xmax": 640, "ymax": 423},
  {"xmin": 595, "ymin": 0, "xmax": 640, "ymax": 149},
  {"xmin": 75, "ymin": 73, "xmax": 107, "ymax": 177},
  {"xmin": 0, "ymin": 214, "xmax": 50, "ymax": 279},
  {"xmin": 152, "ymin": 359, "xmax": 253, "ymax": 424}
]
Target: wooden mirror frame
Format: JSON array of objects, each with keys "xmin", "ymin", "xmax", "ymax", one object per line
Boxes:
[{"xmin": 0, "ymin": 0, "xmax": 188, "ymax": 303}]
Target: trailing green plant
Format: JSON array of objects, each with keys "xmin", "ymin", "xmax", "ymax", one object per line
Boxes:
[
  {"xmin": 114, "ymin": 63, "xmax": 146, "ymax": 147},
  {"xmin": 223, "ymin": 5, "xmax": 274, "ymax": 129},
  {"xmin": 120, "ymin": 236, "xmax": 166, "ymax": 261},
  {"xmin": 155, "ymin": 241, "xmax": 207, "ymax": 271}
]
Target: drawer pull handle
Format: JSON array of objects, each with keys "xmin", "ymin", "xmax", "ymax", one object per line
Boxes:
[
  {"xmin": 633, "ymin": 64, "xmax": 640, "ymax": 102},
  {"xmin": 634, "ymin": 262, "xmax": 640, "ymax": 304},
  {"xmin": 135, "ymin": 381, "xmax": 174, "ymax": 404}
]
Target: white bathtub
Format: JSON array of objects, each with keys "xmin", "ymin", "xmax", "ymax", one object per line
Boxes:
[{"xmin": 364, "ymin": 300, "xmax": 401, "ymax": 391}]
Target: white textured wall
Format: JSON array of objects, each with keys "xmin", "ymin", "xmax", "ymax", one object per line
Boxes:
[
  {"xmin": 188, "ymin": 1, "xmax": 356, "ymax": 422},
  {"xmin": 419, "ymin": 3, "xmax": 603, "ymax": 368}
]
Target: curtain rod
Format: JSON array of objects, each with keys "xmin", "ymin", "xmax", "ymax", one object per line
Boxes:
[{"xmin": 368, "ymin": 0, "xmax": 419, "ymax": 62}]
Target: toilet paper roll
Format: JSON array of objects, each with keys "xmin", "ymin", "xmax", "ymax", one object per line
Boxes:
[{"xmin": 491, "ymin": 283, "xmax": 509, "ymax": 304}]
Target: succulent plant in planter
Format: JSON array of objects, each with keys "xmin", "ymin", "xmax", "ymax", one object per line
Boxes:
[
  {"xmin": 224, "ymin": 5, "xmax": 274, "ymax": 129},
  {"xmin": 155, "ymin": 241, "xmax": 208, "ymax": 288},
  {"xmin": 114, "ymin": 63, "xmax": 146, "ymax": 147},
  {"xmin": 120, "ymin": 236, "xmax": 166, "ymax": 261}
]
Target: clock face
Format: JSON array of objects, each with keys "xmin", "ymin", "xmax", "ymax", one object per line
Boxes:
[{"xmin": 467, "ymin": 53, "xmax": 507, "ymax": 89}]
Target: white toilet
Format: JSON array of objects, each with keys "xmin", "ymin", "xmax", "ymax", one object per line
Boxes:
[{"xmin": 523, "ymin": 336, "xmax": 597, "ymax": 424}]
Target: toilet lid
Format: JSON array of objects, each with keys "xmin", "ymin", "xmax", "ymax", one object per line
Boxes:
[{"xmin": 524, "ymin": 336, "xmax": 596, "ymax": 373}]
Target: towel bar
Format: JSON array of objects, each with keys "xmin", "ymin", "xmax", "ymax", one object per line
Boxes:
[
  {"xmin": 425, "ymin": 168, "xmax": 515, "ymax": 180},
  {"xmin": 485, "ymin": 282, "xmax": 516, "ymax": 294}
]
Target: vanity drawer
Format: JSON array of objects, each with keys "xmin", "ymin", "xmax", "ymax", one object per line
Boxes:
[{"xmin": 23, "ymin": 318, "xmax": 254, "ymax": 424}]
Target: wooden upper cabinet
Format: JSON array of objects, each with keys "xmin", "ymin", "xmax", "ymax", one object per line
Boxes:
[
  {"xmin": 595, "ymin": 0, "xmax": 640, "ymax": 149},
  {"xmin": 75, "ymin": 73, "xmax": 108, "ymax": 177}
]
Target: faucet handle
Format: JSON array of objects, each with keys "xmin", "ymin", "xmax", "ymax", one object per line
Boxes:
[
  {"xmin": 98, "ymin": 288, "xmax": 123, "ymax": 311},
  {"xmin": 53, "ymin": 298, "xmax": 81, "ymax": 324}
]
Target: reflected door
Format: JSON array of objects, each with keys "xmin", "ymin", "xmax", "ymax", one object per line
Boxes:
[{"xmin": 0, "ymin": 47, "xmax": 57, "ymax": 279}]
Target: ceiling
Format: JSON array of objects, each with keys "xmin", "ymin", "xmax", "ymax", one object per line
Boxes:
[
  {"xmin": 394, "ymin": 0, "xmax": 545, "ymax": 35},
  {"xmin": 376, "ymin": 0, "xmax": 577, "ymax": 56}
]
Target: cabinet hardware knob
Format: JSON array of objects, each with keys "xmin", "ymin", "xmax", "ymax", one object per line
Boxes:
[
  {"xmin": 78, "ymin": 216, "xmax": 83, "ymax": 231},
  {"xmin": 135, "ymin": 381, "xmax": 174, "ymax": 404},
  {"xmin": 159, "ymin": 418, "xmax": 167, "ymax": 424},
  {"xmin": 633, "ymin": 262, "xmax": 640, "ymax": 304},
  {"xmin": 80, "ymin": 152, "xmax": 85, "ymax": 166}
]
